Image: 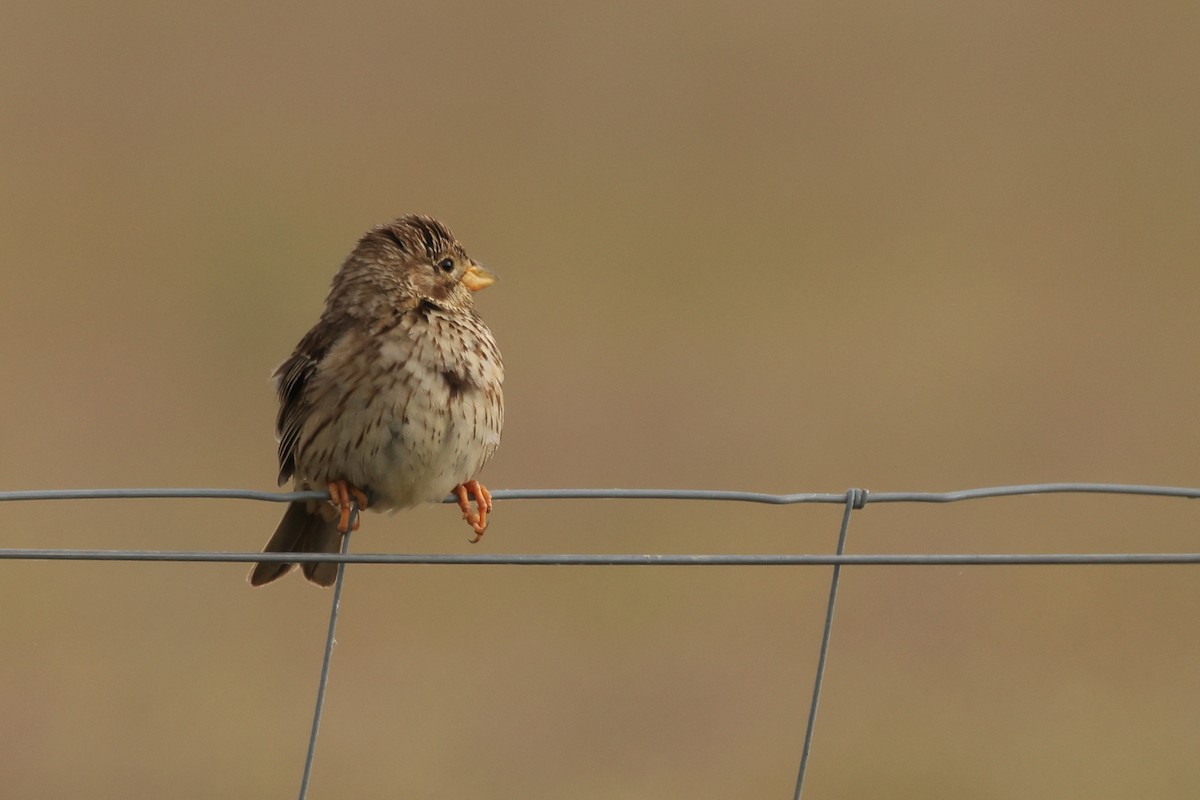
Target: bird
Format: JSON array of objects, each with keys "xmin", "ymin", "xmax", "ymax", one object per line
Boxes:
[{"xmin": 249, "ymin": 215, "xmax": 504, "ymax": 587}]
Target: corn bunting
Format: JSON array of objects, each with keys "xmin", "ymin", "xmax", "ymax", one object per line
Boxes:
[{"xmin": 249, "ymin": 215, "xmax": 504, "ymax": 587}]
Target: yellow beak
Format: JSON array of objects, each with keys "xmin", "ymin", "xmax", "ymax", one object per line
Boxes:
[{"xmin": 460, "ymin": 263, "xmax": 497, "ymax": 292}]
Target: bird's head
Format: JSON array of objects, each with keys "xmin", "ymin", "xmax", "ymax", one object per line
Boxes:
[{"xmin": 350, "ymin": 214, "xmax": 496, "ymax": 312}]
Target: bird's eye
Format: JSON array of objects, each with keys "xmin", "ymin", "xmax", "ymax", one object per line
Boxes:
[{"xmin": 437, "ymin": 258, "xmax": 455, "ymax": 273}]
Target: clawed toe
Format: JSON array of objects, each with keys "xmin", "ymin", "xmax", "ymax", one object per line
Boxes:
[
  {"xmin": 328, "ymin": 480, "xmax": 369, "ymax": 533},
  {"xmin": 454, "ymin": 480, "xmax": 494, "ymax": 543}
]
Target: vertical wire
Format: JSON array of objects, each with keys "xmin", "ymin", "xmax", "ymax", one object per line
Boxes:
[
  {"xmin": 793, "ymin": 489, "xmax": 860, "ymax": 799},
  {"xmin": 297, "ymin": 503, "xmax": 357, "ymax": 800}
]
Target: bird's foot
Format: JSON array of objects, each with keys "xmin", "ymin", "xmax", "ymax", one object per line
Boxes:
[
  {"xmin": 328, "ymin": 480, "xmax": 369, "ymax": 533},
  {"xmin": 454, "ymin": 480, "xmax": 493, "ymax": 543}
]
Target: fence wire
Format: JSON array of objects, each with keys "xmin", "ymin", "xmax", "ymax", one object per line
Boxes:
[{"xmin": 3, "ymin": 482, "xmax": 1199, "ymax": 799}]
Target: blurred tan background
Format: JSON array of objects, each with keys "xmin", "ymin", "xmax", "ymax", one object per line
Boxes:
[{"xmin": 2, "ymin": 1, "xmax": 1199, "ymax": 798}]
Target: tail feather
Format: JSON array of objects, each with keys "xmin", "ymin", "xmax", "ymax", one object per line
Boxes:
[{"xmin": 249, "ymin": 501, "xmax": 343, "ymax": 587}]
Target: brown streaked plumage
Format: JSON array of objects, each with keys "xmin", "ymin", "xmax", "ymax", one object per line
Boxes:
[{"xmin": 249, "ymin": 215, "xmax": 504, "ymax": 587}]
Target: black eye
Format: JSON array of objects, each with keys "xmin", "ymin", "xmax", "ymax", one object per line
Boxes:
[{"xmin": 437, "ymin": 258, "xmax": 455, "ymax": 273}]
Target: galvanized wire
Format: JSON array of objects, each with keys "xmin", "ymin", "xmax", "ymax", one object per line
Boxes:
[
  {"xmin": 4, "ymin": 482, "xmax": 1200, "ymax": 505},
  {"xmin": 6, "ymin": 550, "xmax": 1200, "ymax": 565},
  {"xmin": 793, "ymin": 489, "xmax": 858, "ymax": 799},
  {"xmin": 3, "ymin": 481, "xmax": 1199, "ymax": 799},
  {"xmin": 2, "ymin": 482, "xmax": 1198, "ymax": 567},
  {"xmin": 299, "ymin": 508, "xmax": 356, "ymax": 800}
]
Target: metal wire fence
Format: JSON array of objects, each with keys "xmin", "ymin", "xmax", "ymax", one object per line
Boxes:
[{"xmin": 4, "ymin": 482, "xmax": 1199, "ymax": 799}]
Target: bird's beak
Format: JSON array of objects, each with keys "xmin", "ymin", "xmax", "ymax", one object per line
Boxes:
[{"xmin": 460, "ymin": 263, "xmax": 497, "ymax": 292}]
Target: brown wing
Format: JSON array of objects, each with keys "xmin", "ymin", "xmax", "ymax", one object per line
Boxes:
[{"xmin": 273, "ymin": 314, "xmax": 352, "ymax": 485}]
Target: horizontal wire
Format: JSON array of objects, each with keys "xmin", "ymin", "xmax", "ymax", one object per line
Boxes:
[
  {"xmin": 2, "ymin": 483, "xmax": 1197, "ymax": 567},
  {"xmin": 2, "ymin": 550, "xmax": 1199, "ymax": 565},
  {"xmin": 2, "ymin": 482, "xmax": 1200, "ymax": 505},
  {"xmin": 868, "ymin": 483, "xmax": 1200, "ymax": 502}
]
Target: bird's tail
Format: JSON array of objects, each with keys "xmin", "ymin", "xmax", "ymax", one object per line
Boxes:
[{"xmin": 248, "ymin": 501, "xmax": 343, "ymax": 587}]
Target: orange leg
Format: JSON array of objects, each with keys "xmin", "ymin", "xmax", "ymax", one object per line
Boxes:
[
  {"xmin": 328, "ymin": 480, "xmax": 369, "ymax": 533},
  {"xmin": 453, "ymin": 480, "xmax": 493, "ymax": 543}
]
